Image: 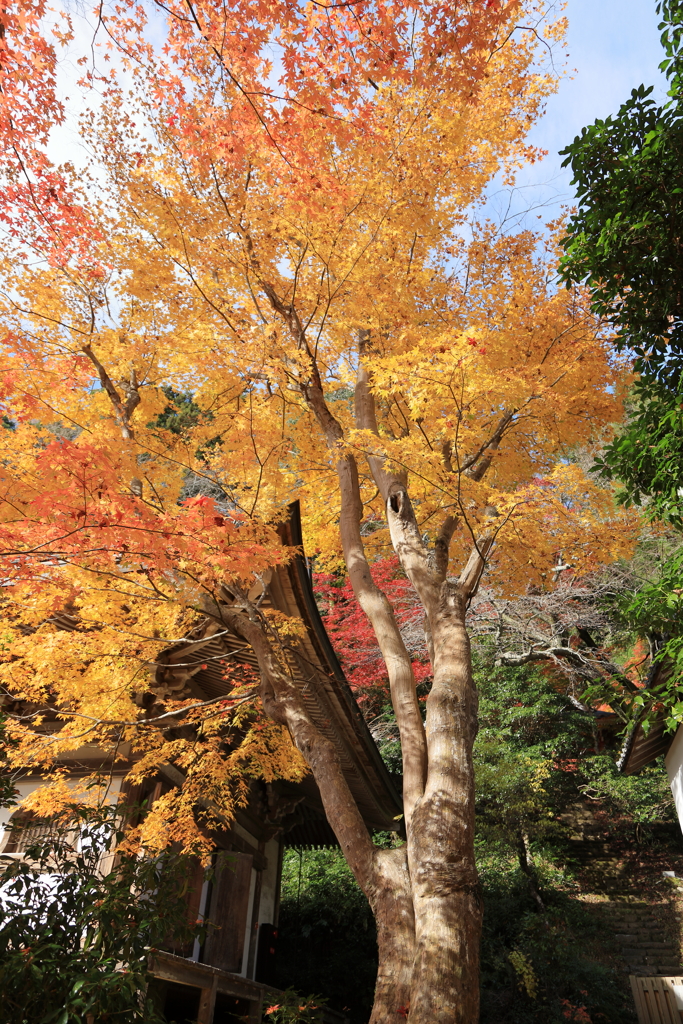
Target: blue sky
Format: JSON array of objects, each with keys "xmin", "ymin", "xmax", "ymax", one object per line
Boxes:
[{"xmin": 487, "ymin": 0, "xmax": 670, "ymax": 226}]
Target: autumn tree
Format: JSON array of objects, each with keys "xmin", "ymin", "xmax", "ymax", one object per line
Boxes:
[
  {"xmin": 0, "ymin": 375, "xmax": 309, "ymax": 854},
  {"xmin": 0, "ymin": 0, "xmax": 311, "ymax": 850},
  {"xmin": 0, "ymin": 0, "xmax": 97, "ymax": 264},
  {"xmin": 0, "ymin": 1, "xmax": 642, "ymax": 1021}
]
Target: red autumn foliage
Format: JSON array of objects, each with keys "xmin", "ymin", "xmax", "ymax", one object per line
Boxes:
[{"xmin": 314, "ymin": 557, "xmax": 431, "ymax": 715}]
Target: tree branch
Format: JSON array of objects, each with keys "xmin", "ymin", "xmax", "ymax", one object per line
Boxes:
[
  {"xmin": 81, "ymin": 342, "xmax": 143, "ymax": 495},
  {"xmin": 217, "ymin": 599, "xmax": 378, "ymax": 890},
  {"xmin": 434, "ymin": 515, "xmax": 458, "ymax": 581},
  {"xmin": 312, "ymin": 388, "xmax": 429, "ymax": 826},
  {"xmin": 462, "ymin": 409, "xmax": 515, "ymax": 482}
]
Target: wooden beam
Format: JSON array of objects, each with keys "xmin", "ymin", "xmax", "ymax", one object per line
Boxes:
[
  {"xmin": 197, "ymin": 977, "xmax": 218, "ymax": 1024},
  {"xmin": 149, "ymin": 951, "xmax": 281, "ymax": 1003},
  {"xmin": 225, "ymin": 827, "xmax": 268, "ymax": 871},
  {"xmin": 150, "ymin": 956, "xmax": 213, "ymax": 990}
]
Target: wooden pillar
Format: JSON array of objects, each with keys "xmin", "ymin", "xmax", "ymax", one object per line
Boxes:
[
  {"xmin": 247, "ymin": 991, "xmax": 264, "ymax": 1024},
  {"xmin": 273, "ymin": 840, "xmax": 284, "ymax": 927},
  {"xmin": 246, "ymin": 841, "xmax": 266, "ymax": 979},
  {"xmin": 197, "ymin": 976, "xmax": 218, "ymax": 1024}
]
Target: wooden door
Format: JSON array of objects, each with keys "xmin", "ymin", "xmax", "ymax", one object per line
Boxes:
[
  {"xmin": 202, "ymin": 851, "xmax": 253, "ymax": 973},
  {"xmin": 161, "ymin": 855, "xmax": 206, "ymax": 958}
]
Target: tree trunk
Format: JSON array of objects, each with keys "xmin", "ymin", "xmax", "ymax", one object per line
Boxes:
[
  {"xmin": 251, "ymin": 296, "xmax": 485, "ymax": 1023},
  {"xmin": 368, "ymin": 847, "xmax": 416, "ymax": 1024},
  {"xmin": 406, "ymin": 586, "xmax": 482, "ymax": 1024},
  {"xmin": 224, "ymin": 591, "xmax": 483, "ymax": 1023},
  {"xmin": 517, "ymin": 831, "xmax": 545, "ymax": 912}
]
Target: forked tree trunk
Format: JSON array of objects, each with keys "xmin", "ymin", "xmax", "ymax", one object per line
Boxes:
[
  {"xmin": 225, "ymin": 590, "xmax": 482, "ymax": 1024},
  {"xmin": 221, "ymin": 306, "xmax": 493, "ymax": 1023}
]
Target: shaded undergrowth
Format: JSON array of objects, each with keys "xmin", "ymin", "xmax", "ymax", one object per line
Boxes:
[{"xmin": 276, "ymin": 843, "xmax": 651, "ymax": 1024}]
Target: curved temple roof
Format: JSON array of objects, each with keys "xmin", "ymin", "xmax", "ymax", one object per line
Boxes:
[
  {"xmin": 617, "ymin": 659, "xmax": 676, "ymax": 776},
  {"xmin": 155, "ymin": 502, "xmax": 403, "ymax": 845}
]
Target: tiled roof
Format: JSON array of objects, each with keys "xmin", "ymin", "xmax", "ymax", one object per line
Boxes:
[{"xmin": 617, "ymin": 658, "xmax": 676, "ymax": 775}]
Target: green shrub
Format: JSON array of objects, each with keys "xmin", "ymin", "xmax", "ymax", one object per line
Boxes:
[
  {"xmin": 479, "ymin": 857, "xmax": 636, "ymax": 1024},
  {"xmin": 275, "ymin": 849, "xmax": 377, "ymax": 1024},
  {"xmin": 0, "ymin": 803, "xmax": 199, "ymax": 1024}
]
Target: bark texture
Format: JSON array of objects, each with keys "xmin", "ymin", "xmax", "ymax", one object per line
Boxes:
[
  {"xmin": 368, "ymin": 847, "xmax": 416, "ymax": 1024},
  {"xmin": 408, "ymin": 589, "xmax": 481, "ymax": 1024},
  {"xmin": 221, "ymin": 598, "xmax": 417, "ymax": 1024}
]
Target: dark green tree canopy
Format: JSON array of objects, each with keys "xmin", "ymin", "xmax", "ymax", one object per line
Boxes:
[
  {"xmin": 560, "ymin": 0, "xmax": 683, "ymax": 525},
  {"xmin": 560, "ymin": 0, "xmax": 683, "ymax": 388},
  {"xmin": 592, "ymin": 383, "xmax": 683, "ymax": 521}
]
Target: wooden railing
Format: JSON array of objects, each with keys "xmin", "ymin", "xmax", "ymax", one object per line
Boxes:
[
  {"xmin": 631, "ymin": 975, "xmax": 683, "ymax": 1023},
  {"xmin": 149, "ymin": 950, "xmax": 349, "ymax": 1024}
]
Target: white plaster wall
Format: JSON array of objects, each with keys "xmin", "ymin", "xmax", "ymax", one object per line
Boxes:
[
  {"xmin": 258, "ymin": 838, "xmax": 280, "ymax": 927},
  {"xmin": 665, "ymin": 726, "xmax": 683, "ymax": 833},
  {"xmin": 0, "ymin": 776, "xmax": 124, "ymax": 848}
]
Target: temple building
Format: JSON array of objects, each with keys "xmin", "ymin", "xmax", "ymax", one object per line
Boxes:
[{"xmin": 0, "ymin": 505, "xmax": 401, "ymax": 1024}]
